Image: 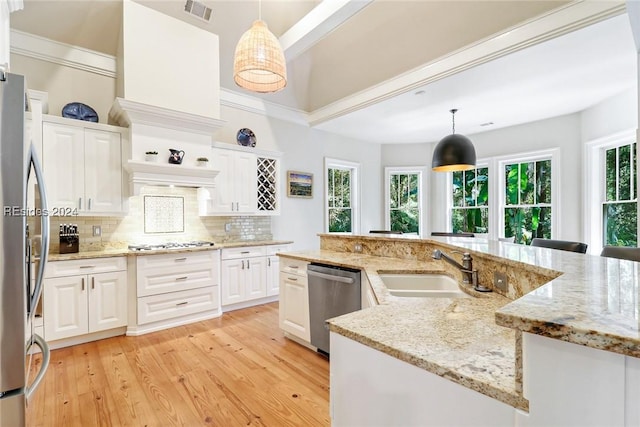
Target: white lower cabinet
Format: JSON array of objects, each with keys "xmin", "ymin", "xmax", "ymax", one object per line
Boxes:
[
  {"xmin": 220, "ymin": 245, "xmax": 291, "ymax": 309},
  {"xmin": 266, "ymin": 255, "xmax": 280, "ymax": 296},
  {"xmin": 330, "ymin": 333, "xmax": 515, "ymax": 426},
  {"xmin": 130, "ymin": 250, "xmax": 220, "ymax": 334},
  {"xmin": 220, "ymin": 247, "xmax": 267, "ymax": 306},
  {"xmin": 44, "ymin": 257, "xmax": 127, "ymax": 342},
  {"xmin": 361, "ymin": 274, "xmax": 378, "ymax": 309},
  {"xmin": 278, "ymin": 257, "xmax": 310, "ymax": 342},
  {"xmin": 266, "ymin": 245, "xmax": 288, "ymax": 297}
]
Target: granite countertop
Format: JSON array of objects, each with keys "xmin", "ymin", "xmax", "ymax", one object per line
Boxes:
[
  {"xmin": 279, "ymin": 250, "xmax": 528, "ymax": 411},
  {"xmin": 48, "ymin": 240, "xmax": 293, "ymax": 261},
  {"xmin": 413, "ymin": 237, "xmax": 640, "ymax": 358}
]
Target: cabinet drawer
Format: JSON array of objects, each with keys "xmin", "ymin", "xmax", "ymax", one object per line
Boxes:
[
  {"xmin": 136, "ymin": 250, "xmax": 218, "ymax": 272},
  {"xmin": 45, "ymin": 257, "xmax": 126, "ymax": 278},
  {"xmin": 137, "ymin": 264, "xmax": 217, "ymax": 297},
  {"xmin": 280, "ymin": 257, "xmax": 308, "ymax": 276},
  {"xmin": 221, "ymin": 246, "xmax": 266, "ymax": 260},
  {"xmin": 137, "ymin": 286, "xmax": 218, "ymax": 325},
  {"xmin": 267, "ymin": 244, "xmax": 291, "ymax": 256}
]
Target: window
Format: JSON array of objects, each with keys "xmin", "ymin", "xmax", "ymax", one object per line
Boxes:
[
  {"xmin": 503, "ymin": 157, "xmax": 553, "ymax": 244},
  {"xmin": 325, "ymin": 158, "xmax": 360, "ymax": 233},
  {"xmin": 385, "ymin": 168, "xmax": 423, "ymax": 234},
  {"xmin": 451, "ymin": 166, "xmax": 488, "ymax": 234},
  {"xmin": 603, "ymin": 142, "xmax": 637, "ymax": 247}
]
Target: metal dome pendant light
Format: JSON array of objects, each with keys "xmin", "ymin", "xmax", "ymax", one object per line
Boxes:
[
  {"xmin": 233, "ymin": 0, "xmax": 287, "ymax": 93},
  {"xmin": 432, "ymin": 109, "xmax": 477, "ymax": 172}
]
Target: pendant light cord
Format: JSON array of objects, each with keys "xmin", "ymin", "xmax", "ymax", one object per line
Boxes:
[
  {"xmin": 450, "ymin": 108, "xmax": 458, "ymax": 134},
  {"xmin": 259, "ymin": 0, "xmax": 262, "ymax": 20}
]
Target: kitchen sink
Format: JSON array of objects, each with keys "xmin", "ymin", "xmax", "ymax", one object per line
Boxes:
[{"xmin": 378, "ymin": 273, "xmax": 470, "ymax": 298}]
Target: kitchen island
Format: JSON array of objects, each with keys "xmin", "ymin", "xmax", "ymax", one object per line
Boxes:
[{"xmin": 280, "ymin": 234, "xmax": 640, "ymax": 426}]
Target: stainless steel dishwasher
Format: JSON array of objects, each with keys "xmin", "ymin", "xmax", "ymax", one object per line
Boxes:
[{"xmin": 307, "ymin": 263, "xmax": 361, "ymax": 355}]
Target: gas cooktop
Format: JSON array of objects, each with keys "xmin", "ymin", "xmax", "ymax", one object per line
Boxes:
[{"xmin": 128, "ymin": 241, "xmax": 215, "ymax": 251}]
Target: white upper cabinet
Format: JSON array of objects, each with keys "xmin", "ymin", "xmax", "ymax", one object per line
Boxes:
[
  {"xmin": 84, "ymin": 129, "xmax": 122, "ymax": 213},
  {"xmin": 208, "ymin": 148, "xmax": 256, "ymax": 214},
  {"xmin": 42, "ymin": 117, "xmax": 125, "ymax": 215},
  {"xmin": 199, "ymin": 143, "xmax": 281, "ymax": 216}
]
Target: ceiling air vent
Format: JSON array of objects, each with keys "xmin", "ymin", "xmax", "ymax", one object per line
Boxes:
[{"xmin": 184, "ymin": 0, "xmax": 212, "ymax": 22}]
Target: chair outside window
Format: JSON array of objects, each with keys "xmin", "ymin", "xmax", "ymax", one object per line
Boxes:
[
  {"xmin": 498, "ymin": 236, "xmax": 516, "ymax": 243},
  {"xmin": 530, "ymin": 238, "xmax": 588, "ymax": 254},
  {"xmin": 431, "ymin": 232, "xmax": 474, "ymax": 237},
  {"xmin": 600, "ymin": 246, "xmax": 640, "ymax": 262}
]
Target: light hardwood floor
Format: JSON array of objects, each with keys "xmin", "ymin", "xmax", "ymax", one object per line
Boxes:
[{"xmin": 26, "ymin": 303, "xmax": 330, "ymax": 426}]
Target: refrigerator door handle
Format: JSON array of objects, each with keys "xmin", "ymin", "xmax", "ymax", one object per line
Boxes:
[
  {"xmin": 27, "ymin": 144, "xmax": 49, "ymax": 317},
  {"xmin": 24, "ymin": 334, "xmax": 50, "ymax": 401}
]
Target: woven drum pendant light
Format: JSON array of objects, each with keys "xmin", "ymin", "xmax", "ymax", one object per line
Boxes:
[
  {"xmin": 233, "ymin": 1, "xmax": 287, "ymax": 93},
  {"xmin": 432, "ymin": 109, "xmax": 476, "ymax": 172}
]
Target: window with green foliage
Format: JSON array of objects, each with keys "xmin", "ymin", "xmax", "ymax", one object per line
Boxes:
[
  {"xmin": 326, "ymin": 159, "xmax": 359, "ymax": 233},
  {"xmin": 387, "ymin": 170, "xmax": 421, "ymax": 234},
  {"xmin": 452, "ymin": 167, "xmax": 488, "ymax": 234},
  {"xmin": 504, "ymin": 159, "xmax": 552, "ymax": 244},
  {"xmin": 327, "ymin": 168, "xmax": 352, "ymax": 232},
  {"xmin": 603, "ymin": 143, "xmax": 637, "ymax": 247}
]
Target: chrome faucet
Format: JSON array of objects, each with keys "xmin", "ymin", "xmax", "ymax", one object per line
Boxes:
[{"xmin": 432, "ymin": 249, "xmax": 491, "ymax": 292}]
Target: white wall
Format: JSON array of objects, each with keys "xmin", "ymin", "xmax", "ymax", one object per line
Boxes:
[
  {"xmin": 581, "ymin": 88, "xmax": 637, "ymax": 143},
  {"xmin": 218, "ymin": 104, "xmax": 382, "ymax": 250},
  {"xmin": 10, "ymin": 54, "xmax": 116, "ymax": 122},
  {"xmin": 381, "ymin": 114, "xmax": 583, "ymax": 241},
  {"xmin": 121, "ymin": 0, "xmax": 220, "ymax": 119},
  {"xmin": 380, "ymin": 89, "xmax": 640, "ymax": 245}
]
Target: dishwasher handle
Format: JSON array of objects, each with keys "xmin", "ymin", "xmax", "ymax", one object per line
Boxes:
[{"xmin": 307, "ymin": 269, "xmax": 355, "ymax": 284}]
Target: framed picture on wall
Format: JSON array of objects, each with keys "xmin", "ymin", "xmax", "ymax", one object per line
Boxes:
[{"xmin": 287, "ymin": 170, "xmax": 313, "ymax": 198}]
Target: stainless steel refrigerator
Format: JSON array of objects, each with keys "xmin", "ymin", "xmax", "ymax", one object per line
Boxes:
[{"xmin": 0, "ymin": 70, "xmax": 50, "ymax": 425}]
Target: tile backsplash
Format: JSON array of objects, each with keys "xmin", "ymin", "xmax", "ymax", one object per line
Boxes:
[{"xmin": 47, "ymin": 186, "xmax": 272, "ymax": 253}]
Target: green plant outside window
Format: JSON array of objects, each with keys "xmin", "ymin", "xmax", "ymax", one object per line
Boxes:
[
  {"xmin": 328, "ymin": 168, "xmax": 352, "ymax": 232},
  {"xmin": 389, "ymin": 173, "xmax": 420, "ymax": 234},
  {"xmin": 452, "ymin": 167, "xmax": 488, "ymax": 234},
  {"xmin": 504, "ymin": 160, "xmax": 551, "ymax": 244},
  {"xmin": 603, "ymin": 143, "xmax": 637, "ymax": 247}
]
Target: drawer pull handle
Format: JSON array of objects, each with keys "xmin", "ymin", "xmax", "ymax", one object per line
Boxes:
[
  {"xmin": 175, "ymin": 258, "xmax": 187, "ymax": 262},
  {"xmin": 91, "ymin": 277, "xmax": 95, "ymax": 289},
  {"xmin": 288, "ymin": 277, "xmax": 298, "ymax": 281},
  {"xmin": 175, "ymin": 276, "xmax": 188, "ymax": 281},
  {"xmin": 242, "ymin": 260, "xmax": 245, "ymax": 270},
  {"xmin": 247, "ymin": 260, "xmax": 250, "ymax": 269},
  {"xmin": 268, "ymin": 258, "xmax": 271, "ymax": 267},
  {"xmin": 241, "ymin": 251, "xmax": 250, "ymax": 254},
  {"xmin": 79, "ymin": 265, "xmax": 95, "ymax": 269},
  {"xmin": 288, "ymin": 265, "xmax": 299, "ymax": 269},
  {"xmin": 176, "ymin": 301, "xmax": 189, "ymax": 306},
  {"xmin": 81, "ymin": 277, "xmax": 85, "ymax": 290}
]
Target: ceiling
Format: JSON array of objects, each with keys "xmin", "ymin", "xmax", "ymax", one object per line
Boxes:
[{"xmin": 9, "ymin": 1, "xmax": 637, "ymax": 145}]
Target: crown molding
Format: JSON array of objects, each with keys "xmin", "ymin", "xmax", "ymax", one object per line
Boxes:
[
  {"xmin": 308, "ymin": 1, "xmax": 627, "ymax": 126},
  {"xmin": 10, "ymin": 29, "xmax": 117, "ymax": 78},
  {"xmin": 219, "ymin": 88, "xmax": 309, "ymax": 126},
  {"xmin": 109, "ymin": 98, "xmax": 226, "ymax": 135}
]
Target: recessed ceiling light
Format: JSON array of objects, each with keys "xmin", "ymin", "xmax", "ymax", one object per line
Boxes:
[
  {"xmin": 414, "ymin": 90, "xmax": 426, "ymax": 96},
  {"xmin": 479, "ymin": 121, "xmax": 494, "ymax": 127}
]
